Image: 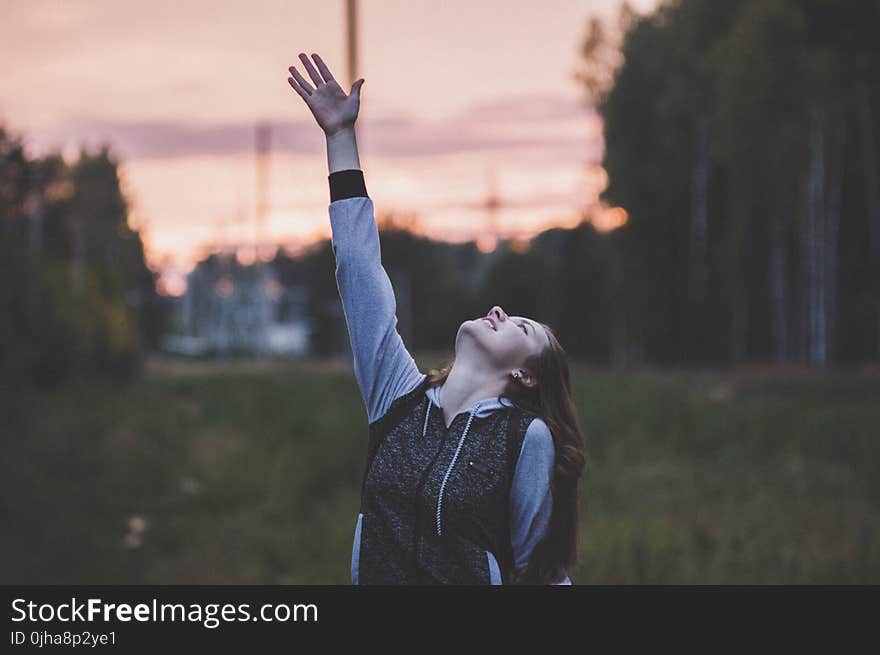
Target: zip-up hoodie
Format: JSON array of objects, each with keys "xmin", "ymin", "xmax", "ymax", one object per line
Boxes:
[{"xmin": 328, "ymin": 169, "xmax": 572, "ymax": 585}]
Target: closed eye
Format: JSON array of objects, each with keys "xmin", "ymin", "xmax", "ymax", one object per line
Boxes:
[{"xmin": 518, "ymin": 321, "xmax": 528, "ymax": 334}]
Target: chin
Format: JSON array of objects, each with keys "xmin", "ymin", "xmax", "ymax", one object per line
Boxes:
[{"xmin": 454, "ymin": 320, "xmax": 485, "ymax": 346}]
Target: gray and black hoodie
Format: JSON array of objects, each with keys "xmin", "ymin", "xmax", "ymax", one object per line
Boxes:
[{"xmin": 328, "ymin": 169, "xmax": 572, "ymax": 585}]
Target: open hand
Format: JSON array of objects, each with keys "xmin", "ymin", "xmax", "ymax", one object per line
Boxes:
[{"xmin": 287, "ymin": 53, "xmax": 365, "ymax": 136}]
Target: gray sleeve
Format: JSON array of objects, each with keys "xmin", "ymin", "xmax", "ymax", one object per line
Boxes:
[
  {"xmin": 328, "ymin": 196, "xmax": 426, "ymax": 424},
  {"xmin": 509, "ymin": 417, "xmax": 573, "ymax": 585}
]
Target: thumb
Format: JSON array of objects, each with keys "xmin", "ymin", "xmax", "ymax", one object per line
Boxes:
[{"xmin": 350, "ymin": 78, "xmax": 365, "ymax": 97}]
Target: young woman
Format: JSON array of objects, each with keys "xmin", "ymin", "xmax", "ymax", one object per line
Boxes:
[{"xmin": 287, "ymin": 53, "xmax": 585, "ymax": 585}]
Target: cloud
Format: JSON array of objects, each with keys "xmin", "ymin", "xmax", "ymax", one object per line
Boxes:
[
  {"xmin": 29, "ymin": 92, "xmax": 601, "ymax": 162},
  {"xmin": 463, "ymin": 92, "xmax": 593, "ymax": 122}
]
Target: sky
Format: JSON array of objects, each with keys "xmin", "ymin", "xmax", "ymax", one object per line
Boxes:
[{"xmin": 1, "ymin": 0, "xmax": 659, "ymax": 292}]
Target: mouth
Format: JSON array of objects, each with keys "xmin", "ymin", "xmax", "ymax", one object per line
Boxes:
[{"xmin": 481, "ymin": 317, "xmax": 496, "ymax": 331}]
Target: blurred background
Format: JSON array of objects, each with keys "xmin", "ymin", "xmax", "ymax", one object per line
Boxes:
[{"xmin": 1, "ymin": 0, "xmax": 879, "ymax": 583}]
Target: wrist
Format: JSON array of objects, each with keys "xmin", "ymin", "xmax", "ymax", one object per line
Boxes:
[
  {"xmin": 324, "ymin": 124, "xmax": 356, "ymax": 140},
  {"xmin": 325, "ymin": 125, "xmax": 361, "ymax": 175}
]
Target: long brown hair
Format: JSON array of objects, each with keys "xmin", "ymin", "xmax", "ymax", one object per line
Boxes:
[{"xmin": 425, "ymin": 322, "xmax": 586, "ymax": 584}]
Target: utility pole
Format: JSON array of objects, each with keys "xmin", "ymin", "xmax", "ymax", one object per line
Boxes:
[
  {"xmin": 346, "ymin": 0, "xmax": 359, "ymax": 90},
  {"xmin": 482, "ymin": 166, "xmax": 501, "ymax": 253},
  {"xmin": 255, "ymin": 121, "xmax": 271, "ymax": 260},
  {"xmin": 346, "ymin": 0, "xmax": 361, "ymax": 146},
  {"xmin": 254, "ymin": 121, "xmax": 272, "ymax": 358}
]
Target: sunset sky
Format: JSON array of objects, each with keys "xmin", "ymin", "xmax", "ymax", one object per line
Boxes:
[{"xmin": 1, "ymin": 0, "xmax": 658, "ymax": 290}]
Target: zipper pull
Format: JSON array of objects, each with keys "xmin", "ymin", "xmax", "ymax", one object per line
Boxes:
[{"xmin": 467, "ymin": 460, "xmax": 492, "ymax": 477}]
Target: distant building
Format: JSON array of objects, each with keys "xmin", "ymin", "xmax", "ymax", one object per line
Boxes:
[{"xmin": 163, "ymin": 253, "xmax": 312, "ymax": 357}]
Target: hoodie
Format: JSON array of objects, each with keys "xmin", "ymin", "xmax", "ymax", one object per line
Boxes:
[{"xmin": 328, "ymin": 168, "xmax": 572, "ymax": 585}]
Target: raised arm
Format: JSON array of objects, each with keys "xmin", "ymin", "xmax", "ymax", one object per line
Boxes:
[{"xmin": 287, "ymin": 53, "xmax": 425, "ymax": 424}]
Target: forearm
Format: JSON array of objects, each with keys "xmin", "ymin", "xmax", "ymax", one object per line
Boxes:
[
  {"xmin": 328, "ymin": 194, "xmax": 425, "ymax": 424},
  {"xmin": 325, "ymin": 126, "xmax": 361, "ymax": 174}
]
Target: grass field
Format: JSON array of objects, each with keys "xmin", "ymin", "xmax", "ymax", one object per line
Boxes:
[{"xmin": 2, "ymin": 353, "xmax": 879, "ymax": 584}]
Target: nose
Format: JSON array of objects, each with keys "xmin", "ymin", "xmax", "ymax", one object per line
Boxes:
[{"xmin": 488, "ymin": 305, "xmax": 507, "ymax": 324}]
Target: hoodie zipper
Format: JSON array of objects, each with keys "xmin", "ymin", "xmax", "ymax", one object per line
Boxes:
[{"xmin": 435, "ymin": 402, "xmax": 481, "ymax": 537}]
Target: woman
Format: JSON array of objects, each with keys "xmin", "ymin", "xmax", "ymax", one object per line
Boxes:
[{"xmin": 287, "ymin": 53, "xmax": 585, "ymax": 585}]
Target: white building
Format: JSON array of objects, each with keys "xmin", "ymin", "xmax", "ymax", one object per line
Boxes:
[{"xmin": 164, "ymin": 253, "xmax": 312, "ymax": 357}]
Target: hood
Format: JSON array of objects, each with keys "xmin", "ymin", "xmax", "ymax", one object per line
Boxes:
[{"xmin": 424, "ymin": 384, "xmax": 514, "ymax": 419}]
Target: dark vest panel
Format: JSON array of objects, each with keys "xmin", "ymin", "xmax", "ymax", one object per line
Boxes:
[{"xmin": 357, "ymin": 377, "xmax": 535, "ymax": 584}]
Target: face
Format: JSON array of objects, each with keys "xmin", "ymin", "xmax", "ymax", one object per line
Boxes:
[{"xmin": 455, "ymin": 305, "xmax": 550, "ymax": 377}]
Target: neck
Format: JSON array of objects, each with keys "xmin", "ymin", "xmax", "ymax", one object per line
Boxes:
[{"xmin": 439, "ymin": 356, "xmax": 506, "ymax": 429}]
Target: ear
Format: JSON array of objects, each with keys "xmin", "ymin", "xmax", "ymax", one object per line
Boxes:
[{"xmin": 518, "ymin": 368, "xmax": 538, "ymax": 389}]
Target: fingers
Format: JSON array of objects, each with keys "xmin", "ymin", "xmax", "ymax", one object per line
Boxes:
[
  {"xmin": 287, "ymin": 53, "xmax": 337, "ymax": 103},
  {"xmin": 287, "ymin": 76, "xmax": 310, "ymax": 101},
  {"xmin": 288, "ymin": 66, "xmax": 314, "ymax": 96},
  {"xmin": 298, "ymin": 52, "xmax": 324, "ymax": 86},
  {"xmin": 311, "ymin": 53, "xmax": 336, "ymax": 85}
]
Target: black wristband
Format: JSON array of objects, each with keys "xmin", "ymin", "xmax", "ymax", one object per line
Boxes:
[{"xmin": 329, "ymin": 169, "xmax": 368, "ymax": 202}]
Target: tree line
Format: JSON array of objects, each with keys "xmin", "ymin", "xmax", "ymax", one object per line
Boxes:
[
  {"xmin": 0, "ymin": 125, "xmax": 164, "ymax": 388},
  {"xmin": 581, "ymin": 0, "xmax": 880, "ymax": 367}
]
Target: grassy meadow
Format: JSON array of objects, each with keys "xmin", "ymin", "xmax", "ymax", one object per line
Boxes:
[{"xmin": 2, "ymin": 354, "xmax": 879, "ymax": 584}]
